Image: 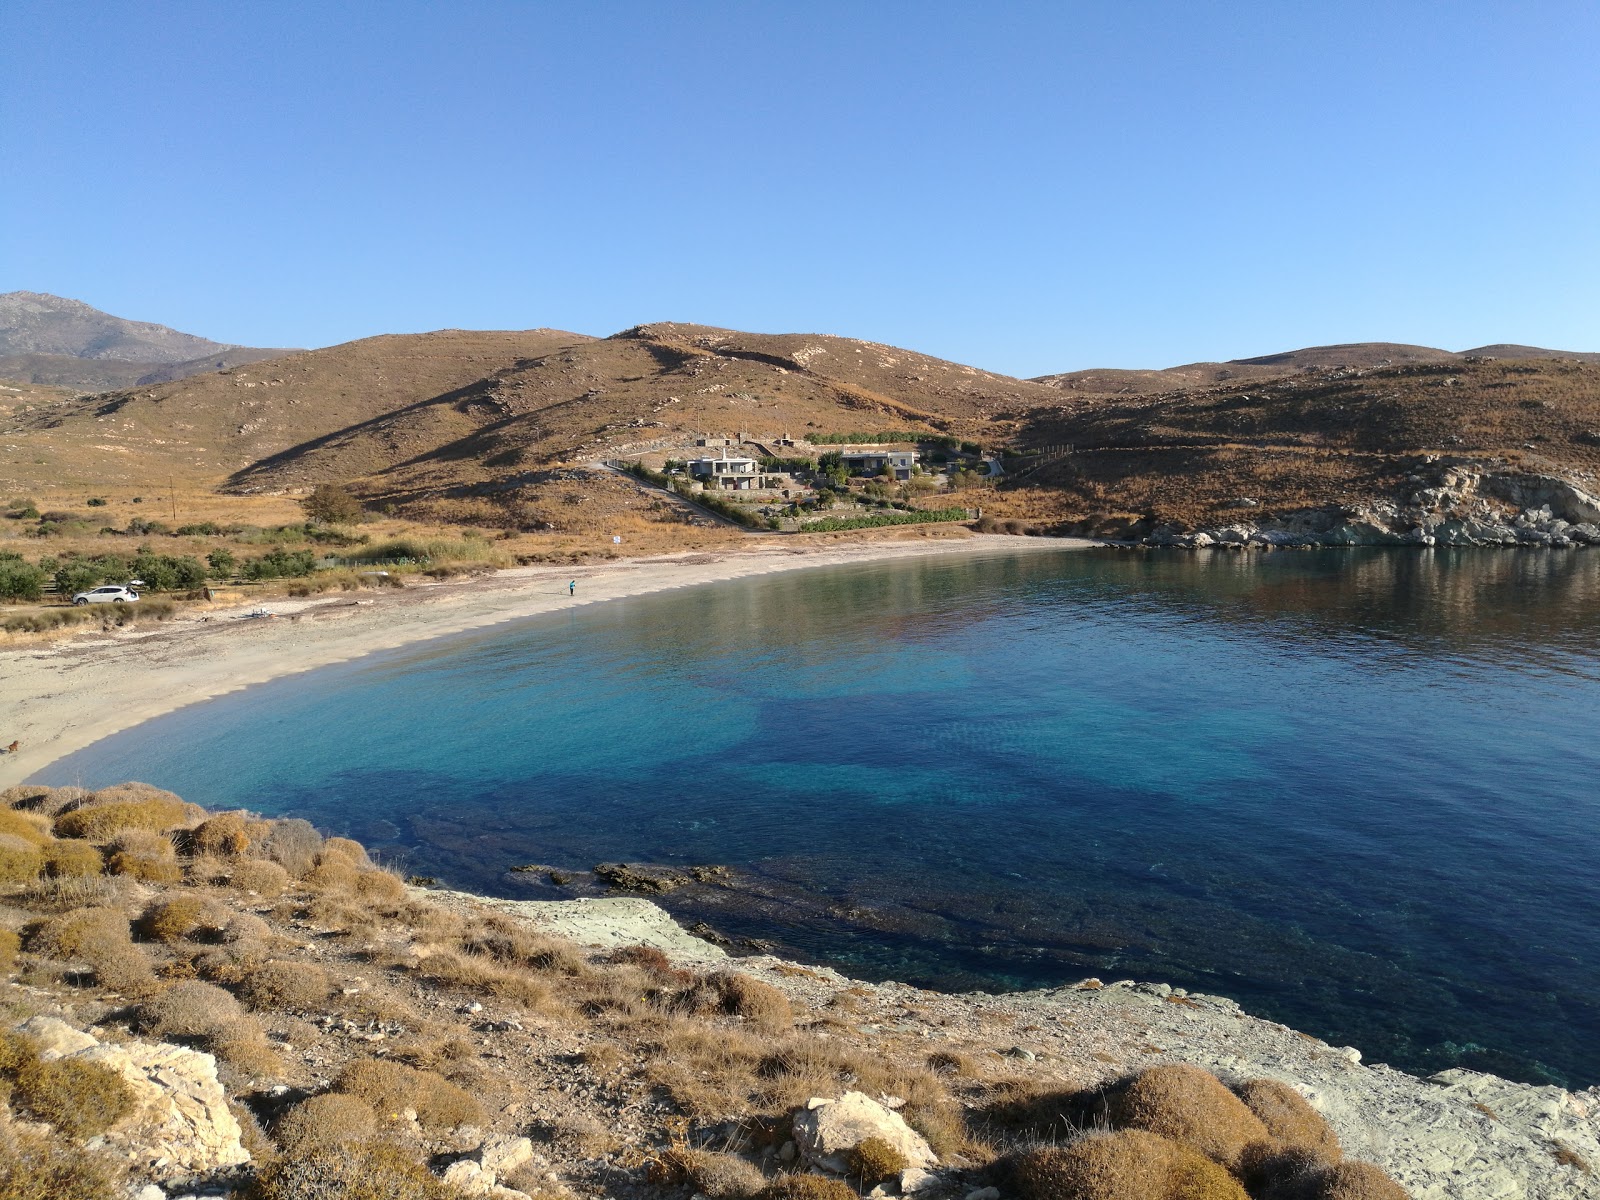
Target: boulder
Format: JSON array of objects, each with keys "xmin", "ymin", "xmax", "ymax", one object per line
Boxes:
[
  {"xmin": 15, "ymin": 1014, "xmax": 98, "ymax": 1059},
  {"xmin": 793, "ymin": 1091, "xmax": 937, "ymax": 1174},
  {"xmin": 475, "ymin": 1134, "xmax": 535, "ymax": 1176},
  {"xmin": 76, "ymin": 1037, "xmax": 248, "ymax": 1177}
]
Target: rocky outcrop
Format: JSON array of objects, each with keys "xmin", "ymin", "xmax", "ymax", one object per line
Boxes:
[
  {"xmin": 1145, "ymin": 462, "xmax": 1600, "ymax": 549},
  {"xmin": 13, "ymin": 1015, "xmax": 248, "ymax": 1183},
  {"xmin": 793, "ymin": 1091, "xmax": 938, "ymax": 1175}
]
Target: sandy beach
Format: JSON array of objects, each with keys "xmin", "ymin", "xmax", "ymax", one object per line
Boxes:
[{"xmin": 0, "ymin": 532, "xmax": 1089, "ymax": 788}]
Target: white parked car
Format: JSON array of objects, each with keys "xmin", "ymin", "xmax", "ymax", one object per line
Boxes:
[{"xmin": 72, "ymin": 585, "xmax": 140, "ymax": 605}]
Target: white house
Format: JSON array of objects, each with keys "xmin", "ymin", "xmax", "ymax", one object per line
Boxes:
[
  {"xmin": 687, "ymin": 454, "xmax": 760, "ymax": 490},
  {"xmin": 841, "ymin": 449, "xmax": 919, "ymax": 480}
]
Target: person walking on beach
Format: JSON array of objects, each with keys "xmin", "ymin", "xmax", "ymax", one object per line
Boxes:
[{"xmin": 569, "ymin": 579, "xmax": 576, "ymax": 596}]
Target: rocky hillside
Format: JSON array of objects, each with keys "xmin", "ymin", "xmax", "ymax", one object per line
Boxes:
[
  {"xmin": 5, "ymin": 309, "xmax": 1600, "ymax": 551},
  {"xmin": 3, "ymin": 782, "xmax": 1594, "ymax": 1199},
  {"xmin": 0, "ymin": 292, "xmax": 293, "ymax": 391},
  {"xmin": 1032, "ymin": 342, "xmax": 1600, "ymax": 398},
  {"xmin": 998, "ymin": 356, "xmax": 1600, "ymax": 542}
]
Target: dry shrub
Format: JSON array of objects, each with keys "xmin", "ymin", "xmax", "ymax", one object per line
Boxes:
[
  {"xmin": 139, "ymin": 980, "xmax": 244, "ymax": 1040},
  {"xmin": 759, "ymin": 1176, "xmax": 857, "ymax": 1200},
  {"xmin": 927, "ymin": 1049, "xmax": 977, "ymax": 1077},
  {"xmin": 2, "ymin": 785, "xmax": 89, "ymax": 818},
  {"xmin": 194, "ymin": 943, "xmax": 265, "ymax": 986},
  {"xmin": 186, "ymin": 856, "xmax": 232, "ymax": 885},
  {"xmin": 464, "ymin": 921, "xmax": 586, "ymax": 974},
  {"xmin": 1234, "ymin": 1078, "xmax": 1340, "ymax": 1162},
  {"xmin": 1111, "ymin": 1064, "xmax": 1269, "ymax": 1172},
  {"xmin": 190, "ymin": 811, "xmax": 253, "ymax": 858},
  {"xmin": 609, "ymin": 943, "xmax": 672, "ymax": 972},
  {"xmin": 0, "ymin": 809, "xmax": 51, "ymax": 845},
  {"xmin": 257, "ymin": 818, "xmax": 323, "ymax": 877},
  {"xmin": 244, "ymin": 1138, "xmax": 458, "ymax": 1200},
  {"xmin": 582, "ymin": 1042, "xmax": 626, "ymax": 1072},
  {"xmin": 0, "ymin": 836, "xmax": 42, "ymax": 885},
  {"xmin": 236, "ymin": 960, "xmax": 332, "ymax": 1011},
  {"xmin": 273, "ymin": 1092, "xmax": 380, "ymax": 1153},
  {"xmin": 18, "ymin": 873, "xmax": 123, "ymax": 913},
  {"xmin": 210, "ymin": 1023, "xmax": 284, "ymax": 1079},
  {"xmin": 417, "ymin": 947, "xmax": 557, "ymax": 1009},
  {"xmin": 653, "ymin": 1147, "xmax": 767, "ymax": 1198},
  {"xmin": 303, "ymin": 858, "xmax": 361, "ymax": 893},
  {"xmin": 105, "ymin": 828, "xmax": 179, "ymax": 882},
  {"xmin": 27, "ymin": 906, "xmax": 153, "ymax": 992},
  {"xmin": 0, "ymin": 929, "xmax": 18, "ymax": 971},
  {"xmin": 222, "ymin": 910, "xmax": 273, "ymax": 945},
  {"xmin": 692, "ymin": 972, "xmax": 794, "ymax": 1030},
  {"xmin": 1271, "ymin": 1161, "xmax": 1409, "ymax": 1200},
  {"xmin": 39, "ymin": 840, "xmax": 102, "ymax": 879},
  {"xmin": 335, "ymin": 1059, "xmax": 485, "ymax": 1129},
  {"xmin": 0, "ymin": 784, "xmax": 58, "ymax": 811},
  {"xmin": 0, "ymin": 1122, "xmax": 122, "ymax": 1200},
  {"xmin": 322, "ymin": 836, "xmax": 372, "ymax": 866},
  {"xmin": 11, "ymin": 1055, "xmax": 137, "ymax": 1139},
  {"xmin": 54, "ymin": 789, "xmax": 194, "ymax": 840},
  {"xmin": 229, "ymin": 858, "xmax": 290, "ymax": 897},
  {"xmin": 137, "ymin": 894, "xmax": 229, "ymax": 943},
  {"xmin": 354, "ymin": 869, "xmax": 407, "ymax": 904},
  {"xmin": 1012, "ymin": 1132, "xmax": 1247, "ymax": 1200},
  {"xmin": 849, "ymin": 1136, "xmax": 909, "ymax": 1184}
]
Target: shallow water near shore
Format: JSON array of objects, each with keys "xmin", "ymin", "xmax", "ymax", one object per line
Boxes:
[{"xmin": 41, "ymin": 546, "xmax": 1600, "ymax": 1087}]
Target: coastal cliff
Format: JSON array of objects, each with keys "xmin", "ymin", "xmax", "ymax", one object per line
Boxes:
[{"xmin": 1142, "ymin": 463, "xmax": 1600, "ymax": 550}]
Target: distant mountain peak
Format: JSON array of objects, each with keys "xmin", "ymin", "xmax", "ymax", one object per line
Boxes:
[
  {"xmin": 0, "ymin": 290, "xmax": 241, "ymax": 363},
  {"xmin": 0, "ymin": 291, "xmax": 297, "ymax": 391}
]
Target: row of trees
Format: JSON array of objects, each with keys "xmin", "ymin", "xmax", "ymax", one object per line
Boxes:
[{"xmin": 0, "ymin": 546, "xmax": 321, "ymax": 602}]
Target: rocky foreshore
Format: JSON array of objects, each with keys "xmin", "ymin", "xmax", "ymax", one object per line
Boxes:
[
  {"xmin": 454, "ymin": 892, "xmax": 1600, "ymax": 1200},
  {"xmin": 1141, "ymin": 462, "xmax": 1600, "ymax": 550}
]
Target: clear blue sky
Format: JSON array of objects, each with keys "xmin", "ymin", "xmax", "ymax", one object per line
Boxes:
[{"xmin": 3, "ymin": 2, "xmax": 1596, "ymax": 376}]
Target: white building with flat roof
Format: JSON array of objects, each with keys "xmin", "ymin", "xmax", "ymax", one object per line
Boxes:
[
  {"xmin": 841, "ymin": 449, "xmax": 919, "ymax": 480},
  {"xmin": 687, "ymin": 454, "xmax": 760, "ymax": 489}
]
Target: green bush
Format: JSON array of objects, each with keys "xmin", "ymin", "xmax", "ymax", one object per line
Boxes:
[
  {"xmin": 206, "ymin": 548, "xmax": 236, "ymax": 578},
  {"xmin": 129, "ymin": 553, "xmax": 207, "ymax": 591},
  {"xmin": 805, "ymin": 431, "xmax": 957, "ymax": 446},
  {"xmin": 301, "ymin": 483, "xmax": 366, "ymax": 524},
  {"xmin": 242, "ymin": 549, "xmax": 318, "ymax": 580},
  {"xmin": 0, "ymin": 561, "xmax": 46, "ymax": 602},
  {"xmin": 801, "ymin": 507, "xmax": 969, "ymax": 532}
]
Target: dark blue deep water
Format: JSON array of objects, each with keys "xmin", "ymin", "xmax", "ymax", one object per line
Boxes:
[{"xmin": 38, "ymin": 547, "xmax": 1600, "ymax": 1087}]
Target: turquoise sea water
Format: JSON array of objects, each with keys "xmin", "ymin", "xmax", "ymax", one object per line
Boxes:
[{"xmin": 38, "ymin": 547, "xmax": 1600, "ymax": 1087}]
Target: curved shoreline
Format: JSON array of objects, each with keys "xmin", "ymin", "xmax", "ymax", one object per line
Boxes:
[{"xmin": 0, "ymin": 533, "xmax": 1088, "ymax": 788}]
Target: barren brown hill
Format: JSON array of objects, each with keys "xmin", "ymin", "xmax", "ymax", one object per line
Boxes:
[
  {"xmin": 996, "ymin": 356, "xmax": 1600, "ymax": 532},
  {"xmin": 0, "ymin": 328, "xmax": 594, "ymax": 492},
  {"xmin": 1032, "ymin": 341, "xmax": 1600, "ymax": 397},
  {"xmin": 219, "ymin": 322, "xmax": 1063, "ymax": 506}
]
